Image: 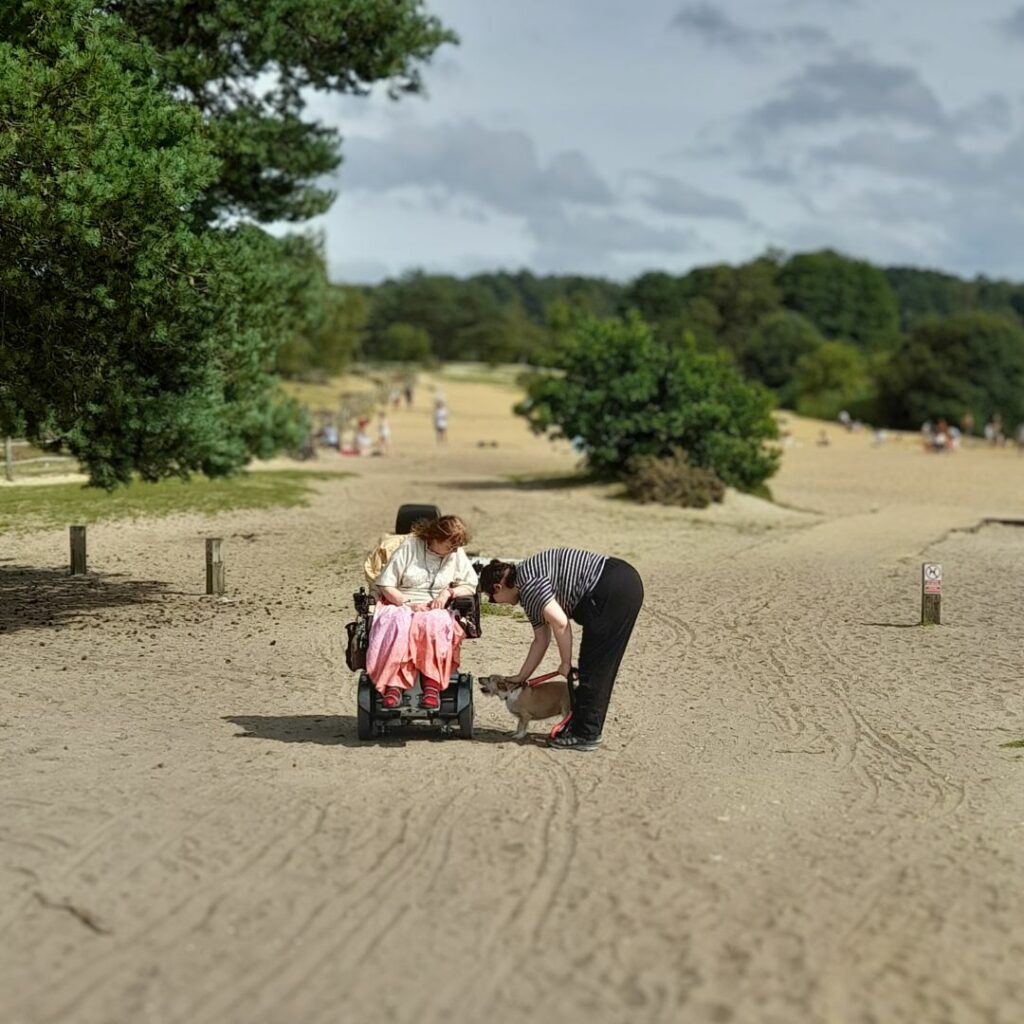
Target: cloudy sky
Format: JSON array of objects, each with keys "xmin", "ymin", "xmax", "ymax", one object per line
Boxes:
[{"xmin": 292, "ymin": 0, "xmax": 1024, "ymax": 284}]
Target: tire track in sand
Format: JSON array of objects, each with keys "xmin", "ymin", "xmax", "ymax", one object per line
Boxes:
[
  {"xmin": 176, "ymin": 788, "xmax": 469, "ymax": 1024},
  {"xmin": 417, "ymin": 757, "xmax": 580, "ymax": 1024}
]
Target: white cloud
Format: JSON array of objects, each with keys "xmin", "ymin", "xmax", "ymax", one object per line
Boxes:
[
  {"xmin": 339, "ymin": 120, "xmax": 614, "ymax": 217},
  {"xmin": 283, "ymin": 0, "xmax": 1024, "ymax": 281}
]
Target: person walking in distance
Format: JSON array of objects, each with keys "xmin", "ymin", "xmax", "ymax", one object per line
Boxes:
[
  {"xmin": 478, "ymin": 549, "xmax": 644, "ymax": 751},
  {"xmin": 433, "ymin": 398, "xmax": 449, "ymax": 444},
  {"xmin": 377, "ymin": 411, "xmax": 392, "ymax": 455}
]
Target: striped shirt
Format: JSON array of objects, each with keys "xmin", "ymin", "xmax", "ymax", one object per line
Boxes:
[{"xmin": 517, "ymin": 548, "xmax": 607, "ymax": 629}]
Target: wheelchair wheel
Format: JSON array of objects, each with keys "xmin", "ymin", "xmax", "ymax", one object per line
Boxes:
[
  {"xmin": 357, "ymin": 702, "xmax": 373, "ymax": 741},
  {"xmin": 458, "ymin": 701, "xmax": 474, "ymax": 739}
]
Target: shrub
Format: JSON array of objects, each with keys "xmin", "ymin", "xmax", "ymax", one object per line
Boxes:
[
  {"xmin": 517, "ymin": 313, "xmax": 780, "ymax": 492},
  {"xmin": 623, "ymin": 449, "xmax": 726, "ymax": 508}
]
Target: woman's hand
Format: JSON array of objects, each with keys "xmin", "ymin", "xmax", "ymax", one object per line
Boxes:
[
  {"xmin": 408, "ymin": 602, "xmax": 430, "ymax": 612},
  {"xmin": 428, "ymin": 587, "xmax": 451, "ymax": 610},
  {"xmin": 557, "ymin": 659, "xmax": 573, "ymax": 679}
]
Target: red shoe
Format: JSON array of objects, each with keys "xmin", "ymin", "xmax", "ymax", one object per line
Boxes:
[
  {"xmin": 419, "ymin": 682, "xmax": 441, "ymax": 710},
  {"xmin": 381, "ymin": 686, "xmax": 403, "ymax": 709}
]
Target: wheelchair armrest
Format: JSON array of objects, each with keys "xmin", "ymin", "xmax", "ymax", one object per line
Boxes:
[
  {"xmin": 353, "ymin": 587, "xmax": 376, "ymax": 616},
  {"xmin": 449, "ymin": 593, "xmax": 481, "ymax": 639}
]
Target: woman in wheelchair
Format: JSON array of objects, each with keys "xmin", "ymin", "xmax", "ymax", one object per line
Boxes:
[{"xmin": 368, "ymin": 514, "xmax": 479, "ymax": 711}]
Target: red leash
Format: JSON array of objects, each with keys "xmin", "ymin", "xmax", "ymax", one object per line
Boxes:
[
  {"xmin": 529, "ymin": 668, "xmax": 579, "ymax": 739},
  {"xmin": 525, "ymin": 670, "xmax": 563, "ymax": 688}
]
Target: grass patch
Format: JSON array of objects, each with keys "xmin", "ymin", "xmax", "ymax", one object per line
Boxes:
[
  {"xmin": 0, "ymin": 470, "xmax": 350, "ymax": 533},
  {"xmin": 280, "ymin": 373, "xmax": 381, "ymax": 414},
  {"xmin": 999, "ymin": 739, "xmax": 1024, "ymax": 749},
  {"xmin": 480, "ymin": 603, "xmax": 527, "ymax": 622},
  {"xmin": 436, "ymin": 364, "xmax": 522, "ymax": 388},
  {"xmin": 480, "ymin": 602, "xmax": 515, "ymax": 617}
]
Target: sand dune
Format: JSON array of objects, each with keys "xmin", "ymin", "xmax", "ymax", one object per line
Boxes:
[{"xmin": 2, "ymin": 373, "xmax": 1022, "ymax": 1023}]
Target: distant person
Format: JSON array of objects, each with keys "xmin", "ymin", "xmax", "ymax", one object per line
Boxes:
[
  {"xmin": 1016, "ymin": 422, "xmax": 1024, "ymax": 454},
  {"xmin": 838, "ymin": 409, "xmax": 852, "ymax": 431},
  {"xmin": 985, "ymin": 414, "xmax": 1005, "ymax": 446},
  {"xmin": 433, "ymin": 399, "xmax": 449, "ymax": 444},
  {"xmin": 816, "ymin": 429, "xmax": 830, "ymax": 447},
  {"xmin": 377, "ymin": 411, "xmax": 392, "ymax": 455},
  {"xmin": 322, "ymin": 422, "xmax": 339, "ymax": 450},
  {"xmin": 355, "ymin": 417, "xmax": 373, "ymax": 457},
  {"xmin": 389, "ymin": 386, "xmax": 402, "ymax": 410},
  {"xmin": 404, "ymin": 381, "xmax": 415, "ymax": 408},
  {"xmin": 960, "ymin": 411, "xmax": 975, "ymax": 441}
]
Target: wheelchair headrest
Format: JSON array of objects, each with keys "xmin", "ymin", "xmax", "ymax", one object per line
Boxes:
[{"xmin": 395, "ymin": 503, "xmax": 441, "ymax": 534}]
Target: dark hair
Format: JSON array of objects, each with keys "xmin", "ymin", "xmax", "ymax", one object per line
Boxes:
[{"xmin": 478, "ymin": 559, "xmax": 516, "ymax": 600}]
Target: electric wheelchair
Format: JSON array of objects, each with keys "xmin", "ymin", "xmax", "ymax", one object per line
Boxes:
[{"xmin": 346, "ymin": 503, "xmax": 482, "ymax": 741}]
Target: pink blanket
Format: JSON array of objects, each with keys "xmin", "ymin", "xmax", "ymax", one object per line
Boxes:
[{"xmin": 366, "ymin": 605, "xmax": 466, "ymax": 693}]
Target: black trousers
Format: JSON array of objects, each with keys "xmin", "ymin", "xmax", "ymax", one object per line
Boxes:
[{"xmin": 571, "ymin": 557, "xmax": 644, "ymax": 739}]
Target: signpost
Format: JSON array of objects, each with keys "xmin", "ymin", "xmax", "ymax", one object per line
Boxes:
[
  {"xmin": 206, "ymin": 538, "xmax": 225, "ymax": 595},
  {"xmin": 921, "ymin": 563, "xmax": 942, "ymax": 625},
  {"xmin": 70, "ymin": 526, "xmax": 87, "ymax": 576}
]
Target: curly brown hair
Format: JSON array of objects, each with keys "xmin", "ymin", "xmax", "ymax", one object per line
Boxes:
[{"xmin": 410, "ymin": 514, "xmax": 470, "ymax": 548}]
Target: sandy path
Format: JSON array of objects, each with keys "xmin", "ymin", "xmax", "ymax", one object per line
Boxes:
[{"xmin": 2, "ymin": 377, "xmax": 1022, "ymax": 1024}]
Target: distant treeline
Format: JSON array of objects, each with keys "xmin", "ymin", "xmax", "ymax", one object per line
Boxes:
[{"xmin": 293, "ymin": 250, "xmax": 1024, "ymax": 432}]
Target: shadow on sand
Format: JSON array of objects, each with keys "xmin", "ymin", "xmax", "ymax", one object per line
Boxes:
[
  {"xmin": 860, "ymin": 621, "xmax": 924, "ymax": 629},
  {"xmin": 0, "ymin": 564, "xmax": 169, "ymax": 636},
  {"xmin": 223, "ymin": 713, "xmax": 534, "ymax": 748},
  {"xmin": 440, "ymin": 472, "xmax": 601, "ymax": 493}
]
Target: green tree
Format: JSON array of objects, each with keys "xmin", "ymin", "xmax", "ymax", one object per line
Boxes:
[
  {"xmin": 739, "ymin": 311, "xmax": 825, "ymax": 407},
  {"xmin": 883, "ymin": 267, "xmax": 976, "ymax": 330},
  {"xmin": 0, "ymin": 0, "xmax": 452, "ymax": 485},
  {"xmin": 105, "ymin": 0, "xmax": 455, "ymax": 223},
  {"xmin": 877, "ymin": 312, "xmax": 1024, "ymax": 429},
  {"xmin": 517, "ymin": 315, "xmax": 779, "ymax": 492},
  {"xmin": 377, "ymin": 323, "xmax": 433, "ymax": 364},
  {"xmin": 792, "ymin": 341, "xmax": 873, "ymax": 421},
  {"xmin": 678, "ymin": 257, "xmax": 783, "ymax": 355},
  {"xmin": 780, "ymin": 250, "xmax": 901, "ymax": 351},
  {"xmin": 453, "ymin": 303, "xmax": 545, "ymax": 364},
  {"xmin": 276, "ymin": 239, "xmax": 368, "ymax": 378}
]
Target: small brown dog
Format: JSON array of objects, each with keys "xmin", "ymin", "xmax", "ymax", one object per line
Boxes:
[{"xmin": 478, "ymin": 674, "xmax": 571, "ymax": 739}]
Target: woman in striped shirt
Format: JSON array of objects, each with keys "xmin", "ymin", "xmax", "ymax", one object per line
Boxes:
[{"xmin": 479, "ymin": 549, "xmax": 644, "ymax": 751}]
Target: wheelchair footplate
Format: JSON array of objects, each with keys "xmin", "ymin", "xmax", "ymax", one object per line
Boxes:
[{"xmin": 356, "ymin": 672, "xmax": 475, "ymax": 740}]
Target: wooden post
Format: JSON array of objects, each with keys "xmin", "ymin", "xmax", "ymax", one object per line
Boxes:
[
  {"xmin": 206, "ymin": 538, "xmax": 225, "ymax": 595},
  {"xmin": 4, "ymin": 437, "xmax": 12, "ymax": 482},
  {"xmin": 69, "ymin": 525, "xmax": 87, "ymax": 576},
  {"xmin": 921, "ymin": 563, "xmax": 941, "ymax": 625}
]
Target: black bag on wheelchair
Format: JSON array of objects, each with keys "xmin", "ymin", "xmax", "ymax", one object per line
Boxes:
[{"xmin": 344, "ymin": 617, "xmax": 369, "ymax": 672}]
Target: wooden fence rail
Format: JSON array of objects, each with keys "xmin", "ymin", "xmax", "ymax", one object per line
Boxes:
[{"xmin": 3, "ymin": 437, "xmax": 78, "ymax": 482}]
